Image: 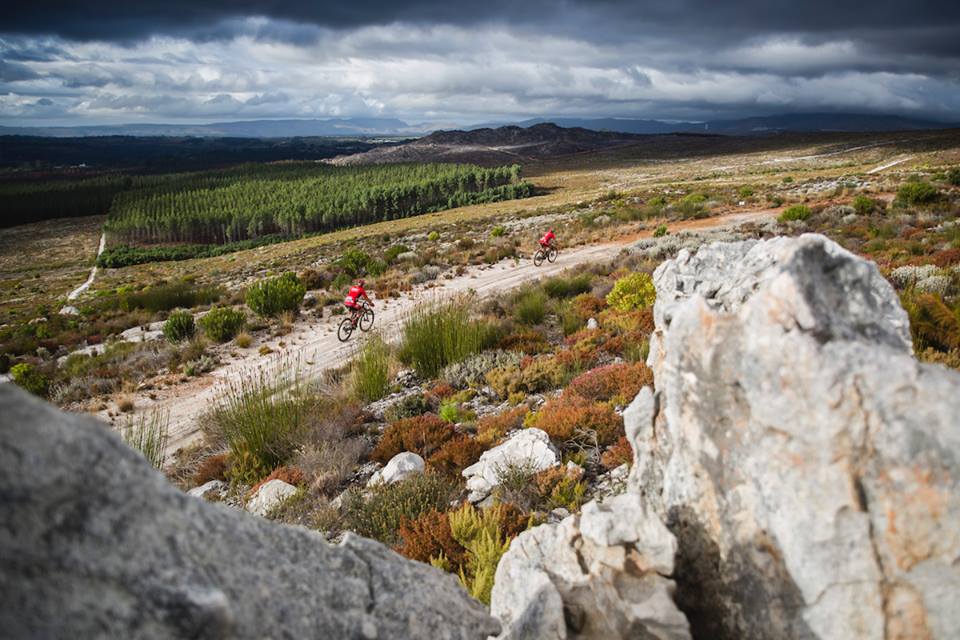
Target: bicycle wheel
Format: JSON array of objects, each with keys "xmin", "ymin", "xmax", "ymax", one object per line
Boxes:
[
  {"xmin": 533, "ymin": 249, "xmax": 545, "ymax": 266},
  {"xmin": 337, "ymin": 317, "xmax": 354, "ymax": 342},
  {"xmin": 547, "ymin": 247, "xmax": 558, "ymax": 263},
  {"xmin": 359, "ymin": 308, "xmax": 375, "ymax": 332}
]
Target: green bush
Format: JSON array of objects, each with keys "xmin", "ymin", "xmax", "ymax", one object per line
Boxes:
[
  {"xmin": 490, "ymin": 225, "xmax": 506, "ymax": 238},
  {"xmin": 10, "ymin": 362, "xmax": 49, "ymax": 397},
  {"xmin": 439, "ymin": 401, "xmax": 465, "ymax": 423},
  {"xmin": 514, "ymin": 288, "xmax": 548, "ymax": 325},
  {"xmin": 653, "ymin": 224, "xmax": 668, "ymax": 237},
  {"xmin": 163, "ymin": 310, "xmax": 196, "ymax": 342},
  {"xmin": 948, "ymin": 167, "xmax": 960, "ymax": 186},
  {"xmin": 606, "ymin": 272, "xmax": 656, "ymax": 312},
  {"xmin": 351, "ymin": 335, "xmax": 392, "ymax": 402},
  {"xmin": 778, "ymin": 205, "xmax": 811, "ymax": 222},
  {"xmin": 200, "ymin": 307, "xmax": 246, "ymax": 342},
  {"xmin": 384, "ymin": 244, "xmax": 411, "ymax": 264},
  {"xmin": 246, "ymin": 273, "xmax": 306, "ymax": 317},
  {"xmin": 676, "ymin": 192, "xmax": 709, "ymax": 217},
  {"xmin": 853, "ymin": 195, "xmax": 878, "ymax": 215},
  {"xmin": 111, "ymin": 280, "xmax": 221, "ymax": 312},
  {"xmin": 341, "ymin": 473, "xmax": 458, "ymax": 544},
  {"xmin": 399, "ymin": 298, "xmax": 499, "ymax": 378},
  {"xmin": 895, "ymin": 182, "xmax": 940, "ymax": 207},
  {"xmin": 738, "ymin": 186, "xmax": 754, "ymax": 198},
  {"xmin": 205, "ymin": 366, "xmax": 311, "ymax": 483},
  {"xmin": 428, "ymin": 231, "xmax": 440, "ymax": 241},
  {"xmin": 337, "ymin": 248, "xmax": 386, "ymax": 277},
  {"xmin": 543, "ymin": 274, "xmax": 592, "ymax": 299}
]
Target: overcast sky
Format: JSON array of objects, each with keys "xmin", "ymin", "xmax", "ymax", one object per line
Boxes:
[{"xmin": 2, "ymin": 0, "xmax": 959, "ymax": 126}]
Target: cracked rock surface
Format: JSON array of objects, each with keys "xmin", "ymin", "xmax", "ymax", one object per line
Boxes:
[
  {"xmin": 0, "ymin": 386, "xmax": 499, "ymax": 640},
  {"xmin": 634, "ymin": 234, "xmax": 960, "ymax": 639}
]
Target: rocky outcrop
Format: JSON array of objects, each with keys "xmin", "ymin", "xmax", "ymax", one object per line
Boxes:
[
  {"xmin": 631, "ymin": 234, "xmax": 960, "ymax": 639},
  {"xmin": 0, "ymin": 386, "xmax": 499, "ymax": 640},
  {"xmin": 491, "ymin": 494, "xmax": 691, "ymax": 639}
]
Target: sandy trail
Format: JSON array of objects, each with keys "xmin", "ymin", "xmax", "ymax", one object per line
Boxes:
[
  {"xmin": 63, "ymin": 232, "xmax": 106, "ymax": 307},
  {"xmin": 120, "ymin": 208, "xmax": 774, "ymax": 457},
  {"xmin": 867, "ymin": 156, "xmax": 913, "ymax": 174}
]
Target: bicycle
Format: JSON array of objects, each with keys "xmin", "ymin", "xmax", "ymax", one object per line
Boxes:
[
  {"xmin": 533, "ymin": 244, "xmax": 558, "ymax": 266},
  {"xmin": 337, "ymin": 301, "xmax": 375, "ymax": 342}
]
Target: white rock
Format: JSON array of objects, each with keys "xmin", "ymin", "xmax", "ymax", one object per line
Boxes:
[
  {"xmin": 187, "ymin": 480, "xmax": 228, "ymax": 501},
  {"xmin": 367, "ymin": 452, "xmax": 425, "ymax": 487},
  {"xmin": 462, "ymin": 428, "xmax": 559, "ymax": 501},
  {"xmin": 587, "ymin": 317, "xmax": 599, "ymax": 330},
  {"xmin": 245, "ymin": 479, "xmax": 298, "ymax": 517}
]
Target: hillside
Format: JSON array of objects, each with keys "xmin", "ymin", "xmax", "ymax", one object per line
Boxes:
[{"xmin": 329, "ymin": 123, "xmax": 653, "ymax": 165}]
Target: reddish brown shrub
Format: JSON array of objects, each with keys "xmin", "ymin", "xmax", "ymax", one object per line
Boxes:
[
  {"xmin": 533, "ymin": 393, "xmax": 624, "ymax": 446},
  {"xmin": 250, "ymin": 465, "xmax": 306, "ymax": 494},
  {"xmin": 476, "ymin": 405, "xmax": 528, "ymax": 446},
  {"xmin": 932, "ymin": 248, "xmax": 960, "ymax": 268},
  {"xmin": 497, "ymin": 329, "xmax": 551, "ymax": 354},
  {"xmin": 601, "ymin": 436, "xmax": 634, "ymax": 470},
  {"xmin": 568, "ymin": 362, "xmax": 652, "ymax": 404},
  {"xmin": 429, "ymin": 381, "xmax": 456, "ymax": 400},
  {"xmin": 427, "ymin": 435, "xmax": 485, "ymax": 476},
  {"xmin": 396, "ymin": 509, "xmax": 468, "ymax": 569},
  {"xmin": 572, "ymin": 293, "xmax": 607, "ymax": 319},
  {"xmin": 193, "ymin": 452, "xmax": 230, "ymax": 486},
  {"xmin": 496, "ymin": 502, "xmax": 531, "ymax": 538},
  {"xmin": 371, "ymin": 413, "xmax": 456, "ymax": 463}
]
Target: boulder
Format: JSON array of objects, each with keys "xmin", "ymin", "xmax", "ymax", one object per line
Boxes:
[
  {"xmin": 0, "ymin": 386, "xmax": 499, "ymax": 640},
  {"xmin": 245, "ymin": 479, "xmax": 298, "ymax": 517},
  {"xmin": 491, "ymin": 494, "xmax": 691, "ymax": 639},
  {"xmin": 631, "ymin": 234, "xmax": 960, "ymax": 639},
  {"xmin": 188, "ymin": 479, "xmax": 229, "ymax": 501},
  {"xmin": 462, "ymin": 428, "xmax": 559, "ymax": 502},
  {"xmin": 368, "ymin": 452, "xmax": 425, "ymax": 487}
]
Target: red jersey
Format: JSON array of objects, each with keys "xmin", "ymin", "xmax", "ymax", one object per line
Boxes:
[
  {"xmin": 540, "ymin": 231, "xmax": 556, "ymax": 246},
  {"xmin": 344, "ymin": 285, "xmax": 367, "ymax": 308}
]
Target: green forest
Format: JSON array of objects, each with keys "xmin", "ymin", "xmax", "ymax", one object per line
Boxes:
[{"xmin": 102, "ymin": 162, "xmax": 533, "ymax": 245}]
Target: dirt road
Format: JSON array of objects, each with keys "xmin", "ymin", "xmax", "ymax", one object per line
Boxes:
[{"xmin": 121, "ymin": 207, "xmax": 774, "ymax": 457}]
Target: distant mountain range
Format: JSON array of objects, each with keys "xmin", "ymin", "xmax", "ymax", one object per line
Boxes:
[{"xmin": 1, "ymin": 113, "xmax": 956, "ymax": 139}]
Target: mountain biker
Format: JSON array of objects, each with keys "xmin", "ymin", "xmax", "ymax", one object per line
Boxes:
[
  {"xmin": 344, "ymin": 279, "xmax": 373, "ymax": 314},
  {"xmin": 539, "ymin": 228, "xmax": 557, "ymax": 250}
]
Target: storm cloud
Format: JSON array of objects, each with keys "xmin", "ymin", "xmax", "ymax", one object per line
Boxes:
[{"xmin": 1, "ymin": 0, "xmax": 958, "ymax": 125}]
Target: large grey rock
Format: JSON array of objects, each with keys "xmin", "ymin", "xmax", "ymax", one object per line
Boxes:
[
  {"xmin": 631, "ymin": 234, "xmax": 960, "ymax": 639},
  {"xmin": 462, "ymin": 428, "xmax": 559, "ymax": 502},
  {"xmin": 245, "ymin": 478, "xmax": 298, "ymax": 516},
  {"xmin": 491, "ymin": 494, "xmax": 691, "ymax": 640},
  {"xmin": 367, "ymin": 452, "xmax": 425, "ymax": 487},
  {"xmin": 0, "ymin": 386, "xmax": 499, "ymax": 640}
]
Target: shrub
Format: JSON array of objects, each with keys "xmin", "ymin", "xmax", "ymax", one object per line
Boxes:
[
  {"xmin": 601, "ymin": 435, "xmax": 634, "ymax": 470},
  {"xmin": 234, "ymin": 331, "xmax": 253, "ymax": 348},
  {"xmin": 476, "ymin": 406, "xmax": 528, "ymax": 446},
  {"xmin": 428, "ymin": 231, "xmax": 440, "ymax": 241},
  {"xmin": 205, "ymin": 366, "xmax": 311, "ymax": 483},
  {"xmin": 778, "ymin": 205, "xmax": 811, "ymax": 222},
  {"xmin": 572, "ymin": 293, "xmax": 607, "ymax": 319},
  {"xmin": 534, "ymin": 465, "xmax": 586, "ymax": 511},
  {"xmin": 250, "ymin": 465, "xmax": 306, "ymax": 495},
  {"xmin": 895, "ymin": 181, "xmax": 940, "ymax": 207},
  {"xmin": 567, "ymin": 362, "xmax": 652, "ymax": 405},
  {"xmin": 385, "ymin": 392, "xmax": 433, "ymax": 421},
  {"xmin": 531, "ymin": 393, "xmax": 623, "ymax": 447},
  {"xmin": 399, "ymin": 298, "xmax": 499, "ymax": 378},
  {"xmin": 543, "ymin": 274, "xmax": 592, "ymax": 299},
  {"xmin": 10, "ymin": 362, "xmax": 49, "ymax": 397},
  {"xmin": 514, "ymin": 288, "xmax": 547, "ymax": 325},
  {"xmin": 853, "ymin": 195, "xmax": 878, "ymax": 215},
  {"xmin": 438, "ymin": 400, "xmax": 464, "ymax": 423},
  {"xmin": 193, "ymin": 453, "xmax": 231, "ymax": 485},
  {"xmin": 427, "ymin": 435, "xmax": 485, "ymax": 476},
  {"xmin": 115, "ymin": 280, "xmax": 222, "ymax": 313},
  {"xmin": 350, "ymin": 335, "xmax": 392, "ymax": 402},
  {"xmin": 337, "ymin": 248, "xmax": 386, "ymax": 278},
  {"xmin": 163, "ymin": 310, "xmax": 196, "ymax": 342},
  {"xmin": 485, "ymin": 356, "xmax": 568, "ymax": 400},
  {"xmin": 606, "ymin": 272, "xmax": 656, "ymax": 312},
  {"xmin": 341, "ymin": 472, "xmax": 458, "ymax": 544},
  {"xmin": 447, "ymin": 503, "xmax": 520, "ymax": 605},
  {"xmin": 490, "ymin": 225, "xmax": 506, "ymax": 238},
  {"xmin": 371, "ymin": 413, "xmax": 457, "ymax": 463},
  {"xmin": 653, "ymin": 224, "xmax": 669, "ymax": 237},
  {"xmin": 293, "ymin": 401, "xmax": 367, "ymax": 496},
  {"xmin": 384, "ymin": 244, "xmax": 411, "ymax": 264},
  {"xmin": 497, "ymin": 329, "xmax": 551, "ymax": 354},
  {"xmin": 738, "ymin": 186, "xmax": 754, "ymax": 198},
  {"xmin": 200, "ymin": 307, "xmax": 246, "ymax": 342},
  {"xmin": 121, "ymin": 409, "xmax": 170, "ymax": 470},
  {"xmin": 948, "ymin": 167, "xmax": 960, "ymax": 186},
  {"xmin": 397, "ymin": 509, "xmax": 469, "ymax": 570},
  {"xmin": 246, "ymin": 273, "xmax": 306, "ymax": 317}
]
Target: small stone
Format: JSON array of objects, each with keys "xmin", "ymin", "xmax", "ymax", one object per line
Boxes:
[
  {"xmin": 367, "ymin": 452, "xmax": 425, "ymax": 487},
  {"xmin": 245, "ymin": 479, "xmax": 298, "ymax": 517}
]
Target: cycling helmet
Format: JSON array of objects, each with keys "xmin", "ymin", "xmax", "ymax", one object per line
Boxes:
[{"xmin": 357, "ymin": 278, "xmax": 366, "ymax": 286}]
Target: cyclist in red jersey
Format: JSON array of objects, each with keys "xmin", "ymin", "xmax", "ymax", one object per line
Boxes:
[
  {"xmin": 540, "ymin": 228, "xmax": 557, "ymax": 249},
  {"xmin": 344, "ymin": 279, "xmax": 373, "ymax": 311}
]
